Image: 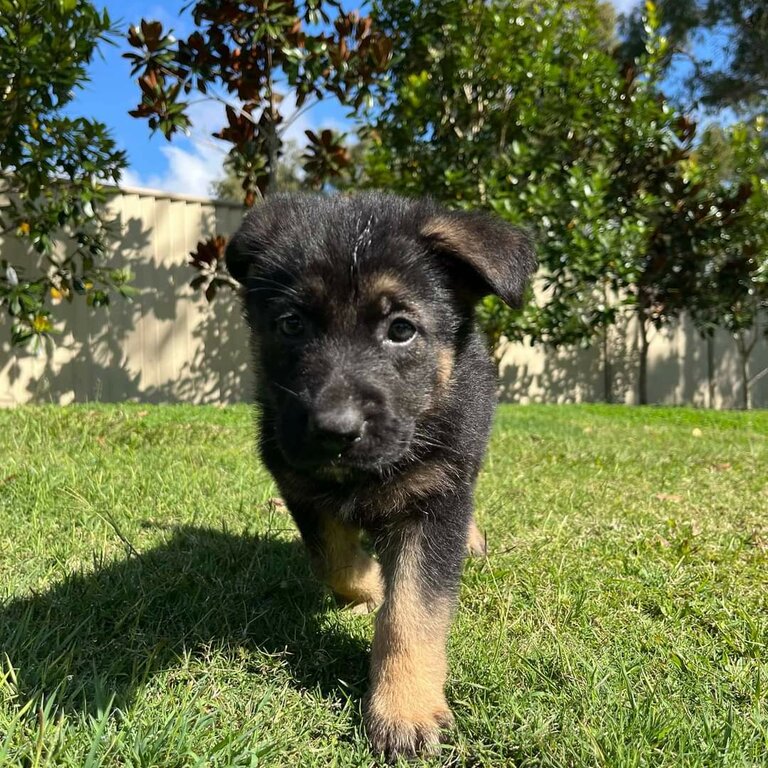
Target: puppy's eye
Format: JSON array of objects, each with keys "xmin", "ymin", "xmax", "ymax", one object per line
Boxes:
[
  {"xmin": 278, "ymin": 313, "xmax": 304, "ymax": 337},
  {"xmin": 387, "ymin": 318, "xmax": 417, "ymax": 344}
]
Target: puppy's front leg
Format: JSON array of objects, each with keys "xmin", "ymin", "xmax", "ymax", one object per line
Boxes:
[
  {"xmin": 315, "ymin": 514, "xmax": 385, "ymax": 612},
  {"xmin": 365, "ymin": 502, "xmax": 469, "ymax": 759},
  {"xmin": 289, "ymin": 505, "xmax": 384, "ymax": 612}
]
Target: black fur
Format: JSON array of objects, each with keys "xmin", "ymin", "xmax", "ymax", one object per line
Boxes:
[{"xmin": 227, "ymin": 192, "xmax": 536, "ymax": 759}]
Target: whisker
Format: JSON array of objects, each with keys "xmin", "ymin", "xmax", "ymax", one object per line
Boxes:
[
  {"xmin": 251, "ymin": 276, "xmax": 300, "ymax": 293},
  {"xmin": 272, "ymin": 382, "xmax": 303, "ymax": 401},
  {"xmin": 245, "ymin": 286, "xmax": 300, "ymax": 302}
]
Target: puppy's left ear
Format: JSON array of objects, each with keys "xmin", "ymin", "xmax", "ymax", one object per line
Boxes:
[{"xmin": 420, "ymin": 209, "xmax": 537, "ymax": 308}]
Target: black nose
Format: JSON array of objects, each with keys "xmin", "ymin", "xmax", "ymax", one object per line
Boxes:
[{"xmin": 310, "ymin": 405, "xmax": 365, "ymax": 454}]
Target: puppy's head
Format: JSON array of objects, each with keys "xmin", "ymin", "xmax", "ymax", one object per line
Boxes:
[{"xmin": 227, "ymin": 193, "xmax": 536, "ymax": 474}]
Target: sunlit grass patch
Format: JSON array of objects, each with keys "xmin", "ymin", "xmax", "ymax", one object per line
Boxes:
[{"xmin": 1, "ymin": 404, "xmax": 766, "ymax": 766}]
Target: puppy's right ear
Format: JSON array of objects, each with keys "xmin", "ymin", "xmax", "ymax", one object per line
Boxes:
[{"xmin": 419, "ymin": 207, "xmax": 537, "ymax": 309}]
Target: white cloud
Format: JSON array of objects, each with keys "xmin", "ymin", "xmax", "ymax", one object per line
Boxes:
[
  {"xmin": 122, "ymin": 91, "xmax": 349, "ymax": 198},
  {"xmin": 119, "ymin": 167, "xmax": 144, "ymax": 189},
  {"xmin": 147, "ymin": 141, "xmax": 227, "ymax": 197},
  {"xmin": 121, "ymin": 99, "xmax": 230, "ymax": 197}
]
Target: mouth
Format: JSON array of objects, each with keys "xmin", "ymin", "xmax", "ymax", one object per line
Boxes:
[
  {"xmin": 275, "ymin": 409, "xmax": 416, "ymax": 476},
  {"xmin": 297, "ymin": 441, "xmax": 412, "ymax": 483},
  {"xmin": 311, "ymin": 451, "xmax": 389, "ymax": 476},
  {"xmin": 310, "ymin": 461, "xmax": 362, "ymax": 483}
]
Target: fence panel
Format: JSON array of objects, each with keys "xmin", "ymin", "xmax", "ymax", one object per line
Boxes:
[{"xmin": 1, "ymin": 187, "xmax": 252, "ymax": 406}]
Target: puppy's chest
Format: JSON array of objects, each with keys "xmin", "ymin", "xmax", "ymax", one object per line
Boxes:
[{"xmin": 276, "ymin": 460, "xmax": 466, "ymax": 526}]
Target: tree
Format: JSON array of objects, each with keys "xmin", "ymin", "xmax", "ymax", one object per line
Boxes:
[
  {"xmin": 0, "ymin": 0, "xmax": 130, "ymax": 351},
  {"xmin": 686, "ymin": 120, "xmax": 768, "ymax": 409},
  {"xmin": 126, "ymin": 0, "xmax": 392, "ymax": 299},
  {"xmin": 211, "ymin": 130, "xmax": 370, "ymax": 197},
  {"xmin": 365, "ymin": 0, "xmax": 712, "ymax": 403}
]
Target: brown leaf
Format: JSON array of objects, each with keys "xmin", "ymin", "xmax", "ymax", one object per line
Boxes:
[
  {"xmin": 139, "ymin": 72, "xmax": 160, "ymax": 97},
  {"xmin": 140, "ymin": 19, "xmax": 163, "ymax": 49},
  {"xmin": 189, "ymin": 236, "xmax": 228, "ymax": 269},
  {"xmin": 127, "ymin": 25, "xmax": 142, "ymax": 48}
]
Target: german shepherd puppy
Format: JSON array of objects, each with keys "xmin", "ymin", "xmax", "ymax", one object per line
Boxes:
[{"xmin": 226, "ymin": 192, "xmax": 536, "ymax": 759}]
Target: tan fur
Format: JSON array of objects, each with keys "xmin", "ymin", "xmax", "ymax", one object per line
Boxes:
[
  {"xmin": 420, "ymin": 216, "xmax": 468, "ymax": 246},
  {"xmin": 435, "ymin": 346, "xmax": 455, "ymax": 391},
  {"xmin": 366, "ymin": 531, "xmax": 454, "ymax": 753},
  {"xmin": 312, "ymin": 515, "xmax": 384, "ymax": 611},
  {"xmin": 421, "ymin": 216, "xmax": 504, "ymax": 284},
  {"xmin": 467, "ymin": 517, "xmax": 487, "ymax": 556},
  {"xmin": 421, "ymin": 216, "xmax": 475, "ymax": 258},
  {"xmin": 373, "ymin": 461, "xmax": 458, "ymax": 514},
  {"xmin": 302, "ymin": 274, "xmax": 328, "ymax": 302},
  {"xmin": 362, "ymin": 272, "xmax": 409, "ymax": 302}
]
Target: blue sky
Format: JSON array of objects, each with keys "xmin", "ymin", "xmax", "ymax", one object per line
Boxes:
[{"xmin": 69, "ymin": 0, "xmax": 646, "ymax": 198}]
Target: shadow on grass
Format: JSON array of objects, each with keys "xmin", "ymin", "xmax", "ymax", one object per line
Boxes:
[{"xmin": 0, "ymin": 526, "xmax": 370, "ymax": 715}]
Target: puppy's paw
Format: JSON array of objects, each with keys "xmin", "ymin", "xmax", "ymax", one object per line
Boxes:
[{"xmin": 364, "ymin": 700, "xmax": 454, "ymax": 760}]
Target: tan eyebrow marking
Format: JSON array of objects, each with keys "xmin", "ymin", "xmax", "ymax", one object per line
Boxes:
[
  {"xmin": 361, "ymin": 272, "xmax": 422, "ymax": 320},
  {"xmin": 301, "ymin": 274, "xmax": 327, "ymax": 301},
  {"xmin": 363, "ymin": 272, "xmax": 409, "ymax": 299}
]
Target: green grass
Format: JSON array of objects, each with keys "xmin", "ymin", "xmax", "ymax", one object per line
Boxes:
[{"xmin": 1, "ymin": 404, "xmax": 767, "ymax": 767}]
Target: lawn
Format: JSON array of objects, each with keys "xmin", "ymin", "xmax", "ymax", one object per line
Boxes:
[{"xmin": 0, "ymin": 404, "xmax": 766, "ymax": 767}]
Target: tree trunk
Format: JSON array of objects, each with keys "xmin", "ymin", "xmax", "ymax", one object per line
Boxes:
[
  {"xmin": 735, "ymin": 332, "xmax": 751, "ymax": 410},
  {"xmin": 602, "ymin": 323, "xmax": 613, "ymax": 404},
  {"xmin": 637, "ymin": 309, "xmax": 650, "ymax": 405},
  {"xmin": 600, "ymin": 282, "xmax": 613, "ymax": 403},
  {"xmin": 264, "ymin": 117, "xmax": 279, "ymax": 196},
  {"xmin": 264, "ymin": 38, "xmax": 279, "ymax": 196},
  {"xmin": 706, "ymin": 333, "xmax": 715, "ymax": 409}
]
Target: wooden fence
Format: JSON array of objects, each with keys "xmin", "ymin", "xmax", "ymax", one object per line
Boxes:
[{"xmin": 2, "ymin": 186, "xmax": 766, "ymax": 408}]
